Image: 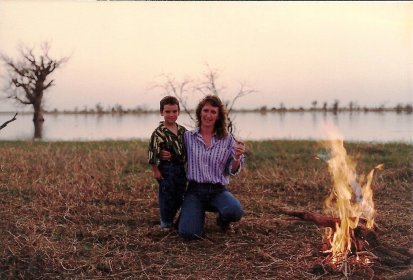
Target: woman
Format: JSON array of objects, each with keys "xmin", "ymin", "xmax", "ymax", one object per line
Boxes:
[{"xmin": 178, "ymin": 95, "xmax": 245, "ymax": 240}]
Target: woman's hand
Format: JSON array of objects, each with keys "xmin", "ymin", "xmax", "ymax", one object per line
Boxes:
[
  {"xmin": 233, "ymin": 141, "xmax": 245, "ymax": 161},
  {"xmin": 231, "ymin": 141, "xmax": 245, "ymax": 173},
  {"xmin": 160, "ymin": 149, "xmax": 172, "ymax": 161}
]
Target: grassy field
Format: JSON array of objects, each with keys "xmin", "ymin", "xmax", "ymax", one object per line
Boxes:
[{"xmin": 0, "ymin": 140, "xmax": 411, "ymax": 279}]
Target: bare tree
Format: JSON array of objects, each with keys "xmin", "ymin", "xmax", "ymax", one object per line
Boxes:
[
  {"xmin": 156, "ymin": 74, "xmax": 196, "ymax": 124},
  {"xmin": 197, "ymin": 66, "xmax": 255, "ymax": 117},
  {"xmin": 195, "ymin": 66, "xmax": 255, "ymax": 136},
  {"xmin": 332, "ymin": 99, "xmax": 340, "ymax": 114},
  {"xmin": 1, "ymin": 42, "xmax": 69, "ymax": 137},
  {"xmin": 95, "ymin": 103, "xmax": 104, "ymax": 114},
  {"xmin": 348, "ymin": 101, "xmax": 354, "ymax": 112},
  {"xmin": 311, "ymin": 100, "xmax": 318, "ymax": 110},
  {"xmin": 156, "ymin": 65, "xmax": 256, "ymax": 137}
]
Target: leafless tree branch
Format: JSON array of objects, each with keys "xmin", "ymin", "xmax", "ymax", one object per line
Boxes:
[
  {"xmin": 154, "ymin": 74, "xmax": 197, "ymax": 125},
  {"xmin": 227, "ymin": 82, "xmax": 257, "ymax": 115},
  {"xmin": 153, "ymin": 65, "xmax": 256, "ymax": 137},
  {"xmin": 0, "ymin": 113, "xmax": 18, "ymax": 131}
]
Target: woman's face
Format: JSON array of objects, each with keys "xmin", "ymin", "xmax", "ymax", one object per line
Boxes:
[{"xmin": 200, "ymin": 103, "xmax": 219, "ymax": 128}]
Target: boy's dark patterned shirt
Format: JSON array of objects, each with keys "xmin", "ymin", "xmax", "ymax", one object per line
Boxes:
[{"xmin": 148, "ymin": 121, "xmax": 187, "ymax": 165}]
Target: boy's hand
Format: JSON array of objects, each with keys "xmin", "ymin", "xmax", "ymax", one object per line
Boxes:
[
  {"xmin": 151, "ymin": 165, "xmax": 164, "ymax": 181},
  {"xmin": 160, "ymin": 150, "xmax": 172, "ymax": 161},
  {"xmin": 154, "ymin": 169, "xmax": 164, "ymax": 181}
]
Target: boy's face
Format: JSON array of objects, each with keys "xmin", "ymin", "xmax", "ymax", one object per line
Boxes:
[{"xmin": 161, "ymin": 104, "xmax": 180, "ymax": 125}]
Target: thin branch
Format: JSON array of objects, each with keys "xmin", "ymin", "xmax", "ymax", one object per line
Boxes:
[
  {"xmin": 156, "ymin": 74, "xmax": 196, "ymax": 124},
  {"xmin": 0, "ymin": 113, "xmax": 18, "ymax": 131},
  {"xmin": 227, "ymin": 82, "xmax": 256, "ymax": 114},
  {"xmin": 43, "ymin": 80, "xmax": 54, "ymax": 90}
]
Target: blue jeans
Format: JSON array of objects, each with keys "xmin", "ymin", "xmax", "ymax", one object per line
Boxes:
[
  {"xmin": 178, "ymin": 182, "xmax": 244, "ymax": 240},
  {"xmin": 158, "ymin": 161, "xmax": 187, "ymax": 228}
]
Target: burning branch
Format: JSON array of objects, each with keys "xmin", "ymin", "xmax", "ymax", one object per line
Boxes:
[{"xmin": 280, "ymin": 209, "xmax": 380, "ymax": 250}]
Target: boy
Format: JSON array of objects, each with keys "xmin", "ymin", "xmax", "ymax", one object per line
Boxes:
[{"xmin": 148, "ymin": 96, "xmax": 187, "ymax": 229}]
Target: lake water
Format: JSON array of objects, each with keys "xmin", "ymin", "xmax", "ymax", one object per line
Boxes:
[{"xmin": 0, "ymin": 111, "xmax": 412, "ymax": 143}]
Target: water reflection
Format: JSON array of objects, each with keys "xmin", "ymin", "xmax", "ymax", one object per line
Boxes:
[{"xmin": 0, "ymin": 112, "xmax": 411, "ymax": 143}]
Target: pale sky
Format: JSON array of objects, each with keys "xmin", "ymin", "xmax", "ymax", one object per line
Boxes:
[{"xmin": 0, "ymin": 1, "xmax": 412, "ymax": 112}]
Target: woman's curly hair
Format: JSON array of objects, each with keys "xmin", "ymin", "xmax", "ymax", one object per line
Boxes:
[{"xmin": 195, "ymin": 95, "xmax": 228, "ymax": 139}]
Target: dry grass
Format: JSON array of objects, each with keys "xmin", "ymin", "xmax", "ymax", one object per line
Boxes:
[{"xmin": 0, "ymin": 140, "xmax": 411, "ymax": 279}]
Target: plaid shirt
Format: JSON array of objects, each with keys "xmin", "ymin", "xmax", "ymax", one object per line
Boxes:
[{"xmin": 148, "ymin": 121, "xmax": 187, "ymax": 165}]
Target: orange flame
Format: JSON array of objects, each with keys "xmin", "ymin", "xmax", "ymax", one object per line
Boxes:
[{"xmin": 321, "ymin": 126, "xmax": 383, "ymax": 264}]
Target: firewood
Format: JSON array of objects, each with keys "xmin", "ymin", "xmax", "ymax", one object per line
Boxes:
[
  {"xmin": 281, "ymin": 209, "xmax": 412, "ymax": 268},
  {"xmin": 280, "ymin": 209, "xmax": 339, "ymax": 229},
  {"xmin": 280, "ymin": 209, "xmax": 377, "ymax": 241}
]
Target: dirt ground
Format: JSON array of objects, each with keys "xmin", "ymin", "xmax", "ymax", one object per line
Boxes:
[{"xmin": 0, "ymin": 140, "xmax": 411, "ymax": 279}]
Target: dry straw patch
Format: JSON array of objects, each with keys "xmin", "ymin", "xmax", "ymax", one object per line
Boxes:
[{"xmin": 0, "ymin": 140, "xmax": 411, "ymax": 279}]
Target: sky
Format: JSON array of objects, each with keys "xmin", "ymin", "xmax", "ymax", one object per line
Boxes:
[{"xmin": 0, "ymin": 1, "xmax": 412, "ymax": 112}]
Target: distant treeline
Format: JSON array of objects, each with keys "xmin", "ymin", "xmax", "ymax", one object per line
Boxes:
[
  {"xmin": 42, "ymin": 101, "xmax": 413, "ymax": 115},
  {"xmin": 248, "ymin": 101, "xmax": 413, "ymax": 114}
]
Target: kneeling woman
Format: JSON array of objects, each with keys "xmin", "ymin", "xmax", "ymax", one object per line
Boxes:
[{"xmin": 179, "ymin": 95, "xmax": 245, "ymax": 240}]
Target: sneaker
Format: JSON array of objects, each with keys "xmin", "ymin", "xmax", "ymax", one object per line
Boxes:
[
  {"xmin": 216, "ymin": 216, "xmax": 230, "ymax": 233},
  {"xmin": 160, "ymin": 221, "xmax": 173, "ymax": 230}
]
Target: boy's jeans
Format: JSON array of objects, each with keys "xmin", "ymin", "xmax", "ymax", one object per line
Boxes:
[
  {"xmin": 157, "ymin": 161, "xmax": 187, "ymax": 228},
  {"xmin": 178, "ymin": 182, "xmax": 244, "ymax": 239}
]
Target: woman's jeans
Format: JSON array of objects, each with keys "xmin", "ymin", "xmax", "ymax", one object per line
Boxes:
[
  {"xmin": 178, "ymin": 182, "xmax": 244, "ymax": 240},
  {"xmin": 157, "ymin": 161, "xmax": 187, "ymax": 228}
]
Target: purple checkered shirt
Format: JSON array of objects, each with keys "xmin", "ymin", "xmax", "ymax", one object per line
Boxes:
[{"xmin": 184, "ymin": 128, "xmax": 245, "ymax": 186}]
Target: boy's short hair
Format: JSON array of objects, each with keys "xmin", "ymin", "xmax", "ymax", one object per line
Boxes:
[{"xmin": 160, "ymin": 96, "xmax": 180, "ymax": 112}]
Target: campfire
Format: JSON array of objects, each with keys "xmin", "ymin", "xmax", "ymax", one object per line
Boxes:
[
  {"xmin": 320, "ymin": 136, "xmax": 383, "ymax": 272},
  {"xmin": 282, "ymin": 128, "xmax": 411, "ymax": 278}
]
